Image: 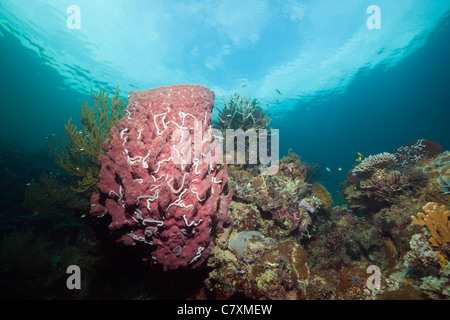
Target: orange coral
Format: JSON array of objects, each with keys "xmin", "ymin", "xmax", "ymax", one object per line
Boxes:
[{"xmin": 411, "ymin": 202, "xmax": 450, "ymax": 247}]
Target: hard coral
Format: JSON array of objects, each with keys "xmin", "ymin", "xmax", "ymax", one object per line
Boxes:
[
  {"xmin": 411, "ymin": 202, "xmax": 450, "ymax": 248},
  {"xmin": 359, "ymin": 171, "xmax": 406, "ymax": 204},
  {"xmin": 344, "ymin": 152, "xmax": 428, "ymax": 211},
  {"xmin": 212, "ymin": 93, "xmax": 271, "ymax": 134},
  {"xmin": 352, "ymin": 152, "xmax": 397, "ymax": 179},
  {"xmin": 90, "ymin": 85, "xmax": 232, "ymax": 271}
]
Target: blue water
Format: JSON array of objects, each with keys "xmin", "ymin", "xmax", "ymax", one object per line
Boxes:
[
  {"xmin": 1, "ymin": 3, "xmax": 450, "ymax": 198},
  {"xmin": 274, "ymin": 13, "xmax": 450, "ymax": 194}
]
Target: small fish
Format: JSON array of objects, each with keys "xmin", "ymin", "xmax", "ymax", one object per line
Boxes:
[
  {"xmin": 241, "ymin": 84, "xmax": 247, "ymax": 88},
  {"xmin": 81, "ymin": 214, "xmax": 86, "ymax": 218},
  {"xmin": 338, "ymin": 167, "xmax": 342, "ymax": 171},
  {"xmin": 275, "ymin": 89, "xmax": 282, "ymax": 95},
  {"xmin": 358, "ymin": 152, "xmax": 364, "ymax": 157},
  {"xmin": 325, "ymin": 167, "xmax": 331, "ymax": 172}
]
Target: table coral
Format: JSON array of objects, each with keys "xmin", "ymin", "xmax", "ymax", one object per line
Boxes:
[{"xmin": 351, "ymin": 152, "xmax": 397, "ymax": 179}]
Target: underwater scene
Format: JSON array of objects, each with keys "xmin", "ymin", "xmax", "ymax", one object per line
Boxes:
[{"xmin": 0, "ymin": 1, "xmax": 449, "ymax": 302}]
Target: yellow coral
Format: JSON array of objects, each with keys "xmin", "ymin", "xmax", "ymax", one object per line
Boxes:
[
  {"xmin": 312, "ymin": 182, "xmax": 333, "ymax": 210},
  {"xmin": 47, "ymin": 86, "xmax": 125, "ymax": 193},
  {"xmin": 411, "ymin": 202, "xmax": 450, "ymax": 247}
]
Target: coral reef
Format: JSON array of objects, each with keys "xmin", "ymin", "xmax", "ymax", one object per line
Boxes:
[
  {"xmin": 227, "ymin": 152, "xmax": 323, "ymax": 240},
  {"xmin": 418, "ymin": 151, "xmax": 450, "ymax": 208},
  {"xmin": 204, "ymin": 140, "xmax": 449, "ymax": 300},
  {"xmin": 205, "ymin": 228, "xmax": 334, "ymax": 300},
  {"xmin": 402, "ymin": 233, "xmax": 450, "ymax": 299},
  {"xmin": 403, "ymin": 234, "xmax": 441, "ymax": 275},
  {"xmin": 3, "ymin": 84, "xmax": 450, "ymax": 304},
  {"xmin": 90, "ymin": 85, "xmax": 232, "ymax": 271},
  {"xmin": 47, "ymin": 86, "xmax": 126, "ymax": 193}
]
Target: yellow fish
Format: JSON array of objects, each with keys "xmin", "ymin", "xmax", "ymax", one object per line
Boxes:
[{"xmin": 355, "ymin": 152, "xmax": 364, "ymax": 162}]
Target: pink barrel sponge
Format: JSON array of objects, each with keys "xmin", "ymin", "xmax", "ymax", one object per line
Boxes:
[{"xmin": 90, "ymin": 84, "xmax": 232, "ymax": 271}]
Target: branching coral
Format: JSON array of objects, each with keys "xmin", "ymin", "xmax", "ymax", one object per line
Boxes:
[
  {"xmin": 47, "ymin": 86, "xmax": 125, "ymax": 193},
  {"xmin": 411, "ymin": 202, "xmax": 450, "ymax": 247},
  {"xmin": 212, "ymin": 93, "xmax": 271, "ymax": 133},
  {"xmin": 352, "ymin": 152, "xmax": 397, "ymax": 179},
  {"xmin": 212, "ymin": 93, "xmax": 272, "ymax": 168}
]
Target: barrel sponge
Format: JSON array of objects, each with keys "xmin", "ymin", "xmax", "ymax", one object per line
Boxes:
[{"xmin": 90, "ymin": 85, "xmax": 232, "ymax": 271}]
